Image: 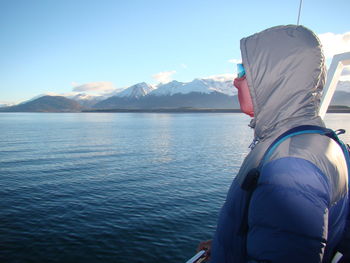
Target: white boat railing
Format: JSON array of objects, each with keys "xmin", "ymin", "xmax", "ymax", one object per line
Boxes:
[{"xmin": 319, "ymin": 52, "xmax": 350, "ymax": 119}]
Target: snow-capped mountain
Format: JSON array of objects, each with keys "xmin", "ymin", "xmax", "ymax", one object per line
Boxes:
[
  {"xmin": 115, "ymin": 82, "xmax": 154, "ymax": 98},
  {"xmin": 201, "ymin": 76, "xmax": 235, "ymax": 96},
  {"xmin": 69, "ymin": 93, "xmax": 100, "ymax": 101},
  {"xmin": 93, "ymin": 76, "xmax": 238, "ymax": 110},
  {"xmin": 150, "ymin": 75, "xmax": 235, "ymax": 96},
  {"xmin": 150, "ymin": 80, "xmax": 185, "ymax": 96},
  {"xmin": 67, "ymin": 93, "xmax": 107, "ymax": 107},
  {"xmin": 180, "ymin": 79, "xmax": 218, "ymax": 94}
]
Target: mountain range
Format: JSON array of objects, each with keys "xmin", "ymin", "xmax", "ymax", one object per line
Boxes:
[{"xmin": 1, "ymin": 78, "xmax": 349, "ymax": 112}]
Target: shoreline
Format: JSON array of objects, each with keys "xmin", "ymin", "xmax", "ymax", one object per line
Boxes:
[
  {"xmin": 1, "ymin": 110, "xmax": 350, "ymax": 114},
  {"xmin": 1, "ymin": 107, "xmax": 350, "ymax": 114},
  {"xmin": 82, "ymin": 108, "xmax": 243, "ymax": 113}
]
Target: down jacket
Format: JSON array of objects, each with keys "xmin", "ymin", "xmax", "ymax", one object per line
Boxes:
[{"xmin": 211, "ymin": 25, "xmax": 349, "ymax": 263}]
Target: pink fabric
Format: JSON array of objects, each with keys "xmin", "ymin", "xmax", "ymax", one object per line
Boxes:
[{"xmin": 233, "ymin": 76, "xmax": 254, "ymax": 117}]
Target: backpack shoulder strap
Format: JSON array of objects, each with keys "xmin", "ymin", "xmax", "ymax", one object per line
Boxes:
[
  {"xmin": 241, "ymin": 125, "xmax": 341, "ymax": 192},
  {"xmin": 259, "ymin": 125, "xmax": 342, "ymax": 171}
]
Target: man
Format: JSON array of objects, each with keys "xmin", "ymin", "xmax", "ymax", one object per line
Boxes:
[{"xmin": 198, "ymin": 25, "xmax": 349, "ymax": 262}]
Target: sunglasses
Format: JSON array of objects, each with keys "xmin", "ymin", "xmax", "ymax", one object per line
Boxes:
[{"xmin": 237, "ymin": 63, "xmax": 246, "ymax": 78}]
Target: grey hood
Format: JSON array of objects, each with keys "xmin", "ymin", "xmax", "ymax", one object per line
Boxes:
[{"xmin": 240, "ymin": 25, "xmax": 326, "ymax": 141}]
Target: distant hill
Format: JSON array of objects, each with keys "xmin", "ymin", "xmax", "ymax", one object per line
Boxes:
[
  {"xmin": 331, "ymin": 90, "xmax": 350, "ymax": 107},
  {"xmin": 327, "ymin": 105, "xmax": 350, "ymax": 113},
  {"xmin": 0, "ymin": 96, "xmax": 84, "ymax": 112}
]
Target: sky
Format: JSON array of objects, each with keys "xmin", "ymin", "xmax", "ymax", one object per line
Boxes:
[{"xmin": 1, "ymin": 0, "xmax": 350, "ymax": 104}]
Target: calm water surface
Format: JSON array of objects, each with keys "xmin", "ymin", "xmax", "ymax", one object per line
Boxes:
[{"xmin": 0, "ymin": 113, "xmax": 349, "ymax": 263}]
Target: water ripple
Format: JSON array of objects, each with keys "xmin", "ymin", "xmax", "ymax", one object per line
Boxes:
[{"xmin": 1, "ymin": 113, "xmax": 346, "ymax": 262}]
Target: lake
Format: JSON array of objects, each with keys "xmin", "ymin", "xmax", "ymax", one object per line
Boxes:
[{"xmin": 0, "ymin": 113, "xmax": 349, "ymax": 263}]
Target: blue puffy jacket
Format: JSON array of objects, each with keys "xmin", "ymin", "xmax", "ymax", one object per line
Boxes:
[{"xmin": 211, "ymin": 25, "xmax": 349, "ymax": 263}]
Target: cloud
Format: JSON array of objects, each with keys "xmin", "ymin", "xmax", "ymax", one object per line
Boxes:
[
  {"xmin": 152, "ymin": 70, "xmax": 176, "ymax": 84},
  {"xmin": 181, "ymin": 63, "xmax": 188, "ymax": 69},
  {"xmin": 72, "ymin": 81, "xmax": 115, "ymax": 94},
  {"xmin": 228, "ymin": 58, "xmax": 242, "ymax": 64},
  {"xmin": 318, "ymin": 32, "xmax": 350, "ymax": 59}
]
